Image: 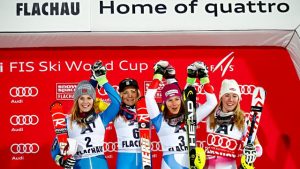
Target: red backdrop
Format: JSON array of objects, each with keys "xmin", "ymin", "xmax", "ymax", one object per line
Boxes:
[{"xmin": 0, "ymin": 47, "xmax": 299, "ymax": 169}]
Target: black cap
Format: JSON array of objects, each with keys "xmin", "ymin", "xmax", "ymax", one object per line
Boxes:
[{"xmin": 119, "ymin": 78, "xmax": 139, "ymax": 92}]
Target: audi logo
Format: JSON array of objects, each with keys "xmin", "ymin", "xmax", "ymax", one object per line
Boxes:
[
  {"xmin": 102, "ymin": 141, "xmax": 162, "ymax": 152},
  {"xmin": 194, "ymin": 83, "xmax": 205, "ymax": 95},
  {"xmin": 10, "ymin": 143, "xmax": 39, "ymax": 154},
  {"xmin": 197, "ymin": 140, "xmax": 205, "ymax": 148},
  {"xmin": 10, "ymin": 86, "xmax": 38, "ymax": 97},
  {"xmin": 239, "ymin": 85, "xmax": 256, "ymax": 95},
  {"xmin": 207, "ymin": 133, "xmax": 238, "ymax": 151},
  {"xmin": 151, "ymin": 141, "xmax": 162, "ymax": 151},
  {"xmin": 103, "ymin": 142, "xmax": 118, "ymax": 152},
  {"xmin": 10, "ymin": 115, "xmax": 39, "ymax": 126}
]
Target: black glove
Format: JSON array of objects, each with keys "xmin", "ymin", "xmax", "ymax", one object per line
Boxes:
[
  {"xmin": 153, "ymin": 60, "xmax": 169, "ymax": 81},
  {"xmin": 55, "ymin": 154, "xmax": 76, "ymax": 169},
  {"xmin": 187, "ymin": 63, "xmax": 198, "ymax": 78},
  {"xmin": 153, "ymin": 60, "xmax": 169, "ymax": 76},
  {"xmin": 91, "ymin": 60, "xmax": 108, "ymax": 86},
  {"xmin": 164, "ymin": 65, "xmax": 176, "ymax": 79},
  {"xmin": 91, "ymin": 60, "xmax": 106, "ymax": 79},
  {"xmin": 243, "ymin": 143, "xmax": 257, "ymax": 164},
  {"xmin": 196, "ymin": 61, "xmax": 209, "ymax": 79},
  {"xmin": 81, "ymin": 112, "xmax": 98, "ymax": 124}
]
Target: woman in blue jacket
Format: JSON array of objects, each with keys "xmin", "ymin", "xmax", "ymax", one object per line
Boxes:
[{"xmin": 51, "ymin": 61, "xmax": 121, "ymax": 169}]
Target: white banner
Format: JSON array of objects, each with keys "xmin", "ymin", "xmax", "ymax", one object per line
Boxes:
[
  {"xmin": 0, "ymin": 0, "xmax": 90, "ymax": 32},
  {"xmin": 91, "ymin": 0, "xmax": 300, "ymax": 31},
  {"xmin": 1, "ymin": 0, "xmax": 300, "ymax": 32}
]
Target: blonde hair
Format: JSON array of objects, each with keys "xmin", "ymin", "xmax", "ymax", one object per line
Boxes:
[
  {"xmin": 69, "ymin": 99, "xmax": 96, "ymax": 129},
  {"xmin": 115, "ymin": 88, "xmax": 141, "ymax": 120},
  {"xmin": 119, "ymin": 88, "xmax": 141, "ymax": 101},
  {"xmin": 209, "ymin": 100, "xmax": 245, "ymax": 131}
]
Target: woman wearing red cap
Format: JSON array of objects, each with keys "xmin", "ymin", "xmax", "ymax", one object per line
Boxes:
[{"xmin": 145, "ymin": 60, "xmax": 217, "ymax": 169}]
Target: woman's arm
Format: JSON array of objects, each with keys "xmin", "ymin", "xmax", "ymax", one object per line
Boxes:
[
  {"xmin": 99, "ymin": 82, "xmax": 121, "ymax": 127},
  {"xmin": 145, "ymin": 84, "xmax": 161, "ymax": 119},
  {"xmin": 196, "ymin": 83, "xmax": 217, "ymax": 122}
]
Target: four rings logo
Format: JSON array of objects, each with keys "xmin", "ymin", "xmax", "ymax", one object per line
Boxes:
[
  {"xmin": 10, "ymin": 143, "xmax": 39, "ymax": 154},
  {"xmin": 239, "ymin": 85, "xmax": 256, "ymax": 95},
  {"xmin": 102, "ymin": 141, "xmax": 162, "ymax": 152},
  {"xmin": 10, "ymin": 86, "xmax": 38, "ymax": 97},
  {"xmin": 10, "ymin": 115, "xmax": 39, "ymax": 126},
  {"xmin": 207, "ymin": 133, "xmax": 238, "ymax": 151}
]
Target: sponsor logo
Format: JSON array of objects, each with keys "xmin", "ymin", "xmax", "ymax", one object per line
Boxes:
[
  {"xmin": 94, "ymin": 141, "xmax": 162, "ymax": 152},
  {"xmin": 151, "ymin": 141, "xmax": 162, "ymax": 151},
  {"xmin": 56, "ymin": 83, "xmax": 77, "ymax": 100},
  {"xmin": 9, "ymin": 86, "xmax": 38, "ymax": 97},
  {"xmin": 52, "ymin": 112, "xmax": 67, "ymax": 128},
  {"xmin": 144, "ymin": 81, "xmax": 166, "ymax": 101},
  {"xmin": 10, "ymin": 143, "xmax": 39, "ymax": 154},
  {"xmin": 97, "ymin": 85, "xmax": 119, "ymax": 96},
  {"xmin": 10, "ymin": 115, "xmax": 39, "ymax": 126},
  {"xmin": 212, "ymin": 52, "xmax": 235, "ymax": 77},
  {"xmin": 137, "ymin": 113, "xmax": 150, "ymax": 123},
  {"xmin": 206, "ymin": 133, "xmax": 239, "ymax": 151},
  {"xmin": 103, "ymin": 142, "xmax": 118, "ymax": 152},
  {"xmin": 240, "ymin": 84, "xmax": 256, "ymax": 95}
]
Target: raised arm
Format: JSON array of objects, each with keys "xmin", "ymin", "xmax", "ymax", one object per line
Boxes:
[
  {"xmin": 185, "ymin": 61, "xmax": 217, "ymax": 123},
  {"xmin": 90, "ymin": 60, "xmax": 121, "ymax": 127},
  {"xmin": 145, "ymin": 60, "xmax": 169, "ymax": 120}
]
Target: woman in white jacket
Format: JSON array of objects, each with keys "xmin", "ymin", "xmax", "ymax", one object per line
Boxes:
[{"xmin": 199, "ymin": 79, "xmax": 263, "ymax": 169}]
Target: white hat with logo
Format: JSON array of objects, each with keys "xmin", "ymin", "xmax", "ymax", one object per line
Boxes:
[{"xmin": 219, "ymin": 79, "xmax": 241, "ymax": 100}]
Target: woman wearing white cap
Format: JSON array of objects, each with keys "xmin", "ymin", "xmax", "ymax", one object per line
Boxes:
[
  {"xmin": 51, "ymin": 61, "xmax": 121, "ymax": 169},
  {"xmin": 145, "ymin": 60, "xmax": 217, "ymax": 169},
  {"xmin": 198, "ymin": 79, "xmax": 263, "ymax": 169}
]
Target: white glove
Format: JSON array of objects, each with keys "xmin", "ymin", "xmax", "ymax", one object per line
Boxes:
[{"xmin": 243, "ymin": 143, "xmax": 257, "ymax": 164}]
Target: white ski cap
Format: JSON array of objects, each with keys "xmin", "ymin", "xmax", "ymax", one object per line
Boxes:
[{"xmin": 219, "ymin": 79, "xmax": 241, "ymax": 100}]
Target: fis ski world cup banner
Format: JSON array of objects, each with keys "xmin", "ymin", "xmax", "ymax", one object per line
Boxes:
[{"xmin": 0, "ymin": 47, "xmax": 299, "ymax": 169}]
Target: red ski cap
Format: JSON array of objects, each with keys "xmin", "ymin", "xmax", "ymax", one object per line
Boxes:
[{"xmin": 161, "ymin": 84, "xmax": 182, "ymax": 103}]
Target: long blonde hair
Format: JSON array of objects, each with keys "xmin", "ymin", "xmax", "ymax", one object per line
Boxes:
[
  {"xmin": 209, "ymin": 100, "xmax": 245, "ymax": 131},
  {"xmin": 69, "ymin": 100, "xmax": 96, "ymax": 129}
]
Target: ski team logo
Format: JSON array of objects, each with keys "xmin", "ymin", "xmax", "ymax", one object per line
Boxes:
[
  {"xmin": 10, "ymin": 143, "xmax": 40, "ymax": 154},
  {"xmin": 212, "ymin": 52, "xmax": 235, "ymax": 77},
  {"xmin": 9, "ymin": 86, "xmax": 38, "ymax": 97},
  {"xmin": 10, "ymin": 115, "xmax": 39, "ymax": 126}
]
